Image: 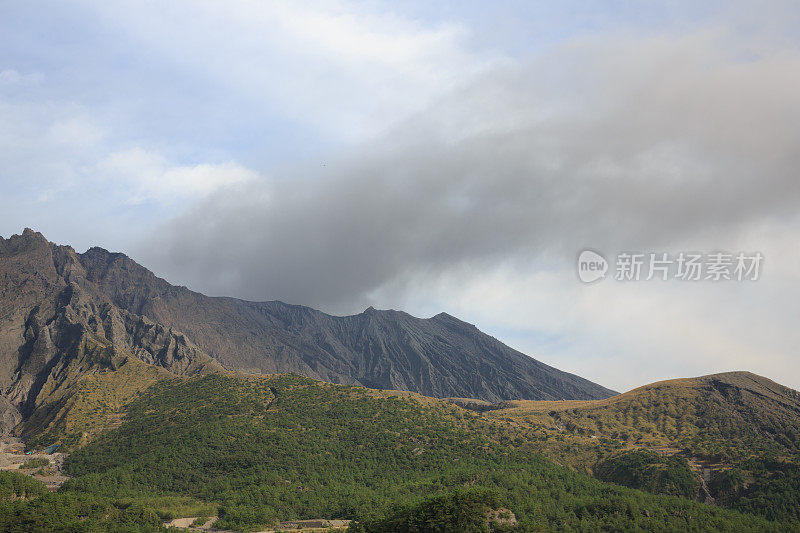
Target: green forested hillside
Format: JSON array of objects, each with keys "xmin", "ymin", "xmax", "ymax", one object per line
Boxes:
[
  {"xmin": 1, "ymin": 372, "xmax": 796, "ymax": 531},
  {"xmin": 36, "ymin": 373, "xmax": 785, "ymax": 531}
]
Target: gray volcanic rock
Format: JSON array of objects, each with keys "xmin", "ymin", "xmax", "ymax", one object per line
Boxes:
[{"xmin": 78, "ymin": 242, "xmax": 616, "ymax": 402}]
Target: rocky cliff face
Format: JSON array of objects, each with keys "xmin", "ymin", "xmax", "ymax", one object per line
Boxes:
[
  {"xmin": 0, "ymin": 229, "xmax": 220, "ymax": 435},
  {"xmin": 0, "ymin": 229, "xmax": 615, "ymax": 435}
]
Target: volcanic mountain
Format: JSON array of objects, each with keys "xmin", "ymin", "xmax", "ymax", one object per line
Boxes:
[{"xmin": 0, "ymin": 229, "xmax": 615, "ymax": 433}]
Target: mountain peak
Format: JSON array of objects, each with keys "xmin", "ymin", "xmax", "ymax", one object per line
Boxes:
[
  {"xmin": 431, "ymin": 311, "xmax": 478, "ymax": 330},
  {"xmin": 0, "ymin": 227, "xmax": 50, "ymax": 255}
]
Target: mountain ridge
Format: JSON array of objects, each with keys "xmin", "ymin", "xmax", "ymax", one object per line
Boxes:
[{"xmin": 68, "ymin": 232, "xmax": 617, "ymax": 401}]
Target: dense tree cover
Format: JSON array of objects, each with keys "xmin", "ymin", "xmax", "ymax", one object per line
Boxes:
[
  {"xmin": 56, "ymin": 374, "xmax": 787, "ymax": 531},
  {"xmin": 0, "ymin": 472, "xmax": 163, "ymax": 532},
  {"xmin": 351, "ymin": 488, "xmax": 519, "ymax": 532},
  {"xmin": 594, "ymin": 450, "xmax": 699, "ymax": 499},
  {"xmin": 0, "ymin": 471, "xmax": 47, "ymax": 501},
  {"xmin": 711, "ymin": 458, "xmax": 800, "ymax": 523}
]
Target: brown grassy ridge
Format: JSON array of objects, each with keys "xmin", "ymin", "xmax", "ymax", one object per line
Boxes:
[{"xmin": 484, "ymin": 371, "xmax": 800, "ymax": 463}]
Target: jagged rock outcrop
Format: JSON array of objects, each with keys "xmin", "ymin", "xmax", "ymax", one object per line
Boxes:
[{"xmin": 0, "ymin": 229, "xmax": 220, "ymax": 435}]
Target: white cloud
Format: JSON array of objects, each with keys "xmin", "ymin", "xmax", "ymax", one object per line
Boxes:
[
  {"xmin": 0, "ymin": 87, "xmax": 259, "ymax": 250},
  {"xmin": 98, "ymin": 148, "xmax": 257, "ymax": 204},
  {"xmin": 84, "ymin": 0, "xmax": 499, "ymax": 141}
]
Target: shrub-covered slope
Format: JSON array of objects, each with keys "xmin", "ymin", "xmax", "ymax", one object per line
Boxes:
[
  {"xmin": 58, "ymin": 374, "xmax": 783, "ymax": 531},
  {"xmin": 492, "ymin": 371, "xmax": 800, "ymax": 458},
  {"xmin": 485, "ymin": 371, "xmax": 800, "ymax": 522}
]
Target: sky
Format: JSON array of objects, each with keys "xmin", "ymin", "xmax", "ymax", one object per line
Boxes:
[{"xmin": 1, "ymin": 1, "xmax": 799, "ymax": 392}]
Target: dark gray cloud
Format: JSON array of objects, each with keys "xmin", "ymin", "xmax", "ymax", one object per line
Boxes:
[{"xmin": 139, "ymin": 31, "xmax": 800, "ymax": 311}]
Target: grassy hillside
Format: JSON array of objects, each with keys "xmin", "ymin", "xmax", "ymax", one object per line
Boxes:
[
  {"xmin": 491, "ymin": 372, "xmax": 800, "ymax": 458},
  {"xmin": 484, "ymin": 371, "xmax": 800, "ymax": 522},
  {"xmin": 45, "ymin": 373, "xmax": 783, "ymax": 531}
]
